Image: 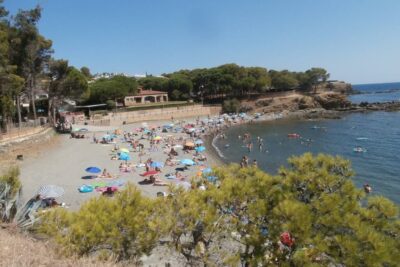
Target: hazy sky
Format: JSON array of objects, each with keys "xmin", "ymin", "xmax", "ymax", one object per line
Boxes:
[{"xmin": 5, "ymin": 0, "xmax": 400, "ymax": 84}]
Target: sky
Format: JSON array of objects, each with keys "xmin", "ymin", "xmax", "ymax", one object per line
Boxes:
[{"xmin": 4, "ymin": 0, "xmax": 400, "ymax": 84}]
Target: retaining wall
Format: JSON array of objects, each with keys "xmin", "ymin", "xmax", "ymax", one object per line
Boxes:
[
  {"xmin": 105, "ymin": 104, "xmax": 221, "ymax": 125},
  {"xmin": 0, "ymin": 127, "xmax": 55, "ymax": 154}
]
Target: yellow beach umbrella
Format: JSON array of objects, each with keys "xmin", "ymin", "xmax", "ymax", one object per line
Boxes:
[
  {"xmin": 154, "ymin": 136, "xmax": 162, "ymax": 141},
  {"xmin": 120, "ymin": 148, "xmax": 130, "ymax": 153}
]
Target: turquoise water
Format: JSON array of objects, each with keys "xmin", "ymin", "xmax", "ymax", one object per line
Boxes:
[{"xmin": 215, "ymin": 83, "xmax": 400, "ymax": 204}]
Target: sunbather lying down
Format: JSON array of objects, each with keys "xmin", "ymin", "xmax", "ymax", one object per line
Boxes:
[
  {"xmin": 98, "ymin": 169, "xmax": 115, "ymax": 178},
  {"xmin": 138, "ymin": 175, "xmax": 169, "ymax": 186}
]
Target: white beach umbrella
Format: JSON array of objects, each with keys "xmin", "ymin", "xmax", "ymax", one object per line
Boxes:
[{"xmin": 37, "ymin": 185, "xmax": 65, "ymax": 198}]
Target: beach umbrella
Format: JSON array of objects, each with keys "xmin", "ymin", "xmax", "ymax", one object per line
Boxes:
[
  {"xmin": 120, "ymin": 148, "xmax": 130, "ymax": 153},
  {"xmin": 195, "ymin": 146, "xmax": 206, "ymax": 152},
  {"xmin": 207, "ymin": 176, "xmax": 218, "ymax": 183},
  {"xmin": 181, "ymin": 159, "xmax": 195, "ymax": 166},
  {"xmin": 202, "ymin": 167, "xmax": 212, "ymax": 174},
  {"xmin": 187, "ymin": 128, "xmax": 196, "ymax": 132},
  {"xmin": 85, "ymin": 166, "xmax": 101, "ymax": 174},
  {"xmin": 103, "ymin": 134, "xmax": 111, "ymax": 140},
  {"xmin": 37, "ymin": 185, "xmax": 65, "ymax": 198},
  {"xmin": 185, "ymin": 142, "xmax": 195, "ymax": 147},
  {"xmin": 176, "ymin": 181, "xmax": 191, "ymax": 190},
  {"xmin": 78, "ymin": 185, "xmax": 93, "ymax": 193},
  {"xmin": 195, "ymin": 140, "xmax": 204, "ymax": 145},
  {"xmin": 150, "ymin": 161, "xmax": 164, "ymax": 168},
  {"xmin": 173, "ymin": 144, "xmax": 183, "ymax": 149},
  {"xmin": 119, "ymin": 152, "xmax": 131, "ymax": 161},
  {"xmin": 142, "ymin": 170, "xmax": 159, "ymax": 176},
  {"xmin": 154, "ymin": 136, "xmax": 162, "ymax": 141}
]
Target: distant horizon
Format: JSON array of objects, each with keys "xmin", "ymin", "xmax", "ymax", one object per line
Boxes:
[{"xmin": 5, "ymin": 0, "xmax": 400, "ymax": 84}]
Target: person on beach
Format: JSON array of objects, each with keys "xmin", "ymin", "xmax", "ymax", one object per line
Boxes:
[
  {"xmin": 101, "ymin": 169, "xmax": 112, "ymax": 178},
  {"xmin": 247, "ymin": 142, "xmax": 253, "ymax": 152},
  {"xmin": 252, "ymin": 159, "xmax": 258, "ymax": 168},
  {"xmin": 240, "ymin": 156, "xmax": 249, "ymax": 168}
]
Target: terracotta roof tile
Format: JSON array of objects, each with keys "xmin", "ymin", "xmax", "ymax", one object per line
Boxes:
[{"xmin": 138, "ymin": 90, "xmax": 167, "ymax": 95}]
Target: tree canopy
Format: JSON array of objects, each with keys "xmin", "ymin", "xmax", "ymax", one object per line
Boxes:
[
  {"xmin": 152, "ymin": 63, "xmax": 329, "ymax": 102},
  {"xmin": 87, "ymin": 75, "xmax": 138, "ymax": 104}
]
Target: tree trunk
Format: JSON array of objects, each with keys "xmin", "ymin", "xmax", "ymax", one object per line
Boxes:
[
  {"xmin": 30, "ymin": 76, "xmax": 37, "ymax": 121},
  {"xmin": 47, "ymin": 98, "xmax": 52, "ymax": 124},
  {"xmin": 16, "ymin": 95, "xmax": 22, "ymax": 129}
]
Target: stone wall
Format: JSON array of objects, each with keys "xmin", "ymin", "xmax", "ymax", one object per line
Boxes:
[
  {"xmin": 105, "ymin": 104, "xmax": 221, "ymax": 125},
  {"xmin": 0, "ymin": 127, "xmax": 55, "ymax": 154}
]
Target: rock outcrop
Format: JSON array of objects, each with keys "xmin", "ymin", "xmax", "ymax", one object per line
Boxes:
[{"xmin": 314, "ymin": 93, "xmax": 352, "ymax": 109}]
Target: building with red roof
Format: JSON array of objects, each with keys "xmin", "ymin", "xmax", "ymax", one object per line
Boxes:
[{"xmin": 124, "ymin": 87, "xmax": 168, "ymax": 106}]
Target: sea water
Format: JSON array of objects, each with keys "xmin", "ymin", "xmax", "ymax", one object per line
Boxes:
[{"xmin": 215, "ymin": 83, "xmax": 400, "ymax": 204}]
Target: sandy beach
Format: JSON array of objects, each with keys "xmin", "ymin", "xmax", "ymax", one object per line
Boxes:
[{"xmin": 16, "ymin": 117, "xmax": 227, "ymax": 210}]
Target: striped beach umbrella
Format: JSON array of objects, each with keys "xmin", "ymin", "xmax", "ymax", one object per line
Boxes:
[{"xmin": 37, "ymin": 185, "xmax": 65, "ymax": 198}]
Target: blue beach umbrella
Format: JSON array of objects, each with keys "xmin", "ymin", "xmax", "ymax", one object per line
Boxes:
[
  {"xmin": 207, "ymin": 176, "xmax": 218, "ymax": 183},
  {"xmin": 85, "ymin": 166, "xmax": 101, "ymax": 174},
  {"xmin": 202, "ymin": 167, "xmax": 212, "ymax": 174},
  {"xmin": 180, "ymin": 159, "xmax": 195, "ymax": 166},
  {"xmin": 150, "ymin": 162, "xmax": 164, "ymax": 168},
  {"xmin": 195, "ymin": 140, "xmax": 204, "ymax": 145},
  {"xmin": 119, "ymin": 152, "xmax": 131, "ymax": 161},
  {"xmin": 195, "ymin": 146, "xmax": 206, "ymax": 152},
  {"xmin": 78, "ymin": 185, "xmax": 93, "ymax": 193}
]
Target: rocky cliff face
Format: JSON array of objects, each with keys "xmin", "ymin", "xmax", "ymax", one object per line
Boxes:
[
  {"xmin": 313, "ymin": 93, "xmax": 352, "ymax": 109},
  {"xmin": 252, "ymin": 92, "xmax": 351, "ymax": 113}
]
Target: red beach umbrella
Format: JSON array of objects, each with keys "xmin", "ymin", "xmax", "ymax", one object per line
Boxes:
[{"xmin": 141, "ymin": 170, "xmax": 159, "ymax": 176}]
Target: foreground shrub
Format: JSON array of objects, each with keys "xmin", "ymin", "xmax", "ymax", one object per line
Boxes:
[
  {"xmin": 0, "ymin": 167, "xmax": 22, "ymax": 222},
  {"xmin": 37, "ymin": 154, "xmax": 400, "ymax": 266},
  {"xmin": 37, "ymin": 185, "xmax": 163, "ymax": 262}
]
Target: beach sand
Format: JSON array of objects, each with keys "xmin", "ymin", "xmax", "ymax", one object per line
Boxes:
[{"xmin": 17, "ymin": 118, "xmax": 223, "ymax": 210}]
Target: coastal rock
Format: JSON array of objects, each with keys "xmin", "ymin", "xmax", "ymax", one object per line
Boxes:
[
  {"xmin": 298, "ymin": 96, "xmax": 321, "ymax": 109},
  {"xmin": 314, "ymin": 93, "xmax": 352, "ymax": 109}
]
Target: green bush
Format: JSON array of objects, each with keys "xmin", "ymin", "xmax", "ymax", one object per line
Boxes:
[
  {"xmin": 36, "ymin": 154, "xmax": 400, "ymax": 266},
  {"xmin": 37, "ymin": 184, "xmax": 164, "ymax": 261},
  {"xmin": 105, "ymin": 100, "xmax": 116, "ymax": 110},
  {"xmin": 222, "ymin": 98, "xmax": 240, "ymax": 113},
  {"xmin": 0, "ymin": 167, "xmax": 21, "ymax": 199}
]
